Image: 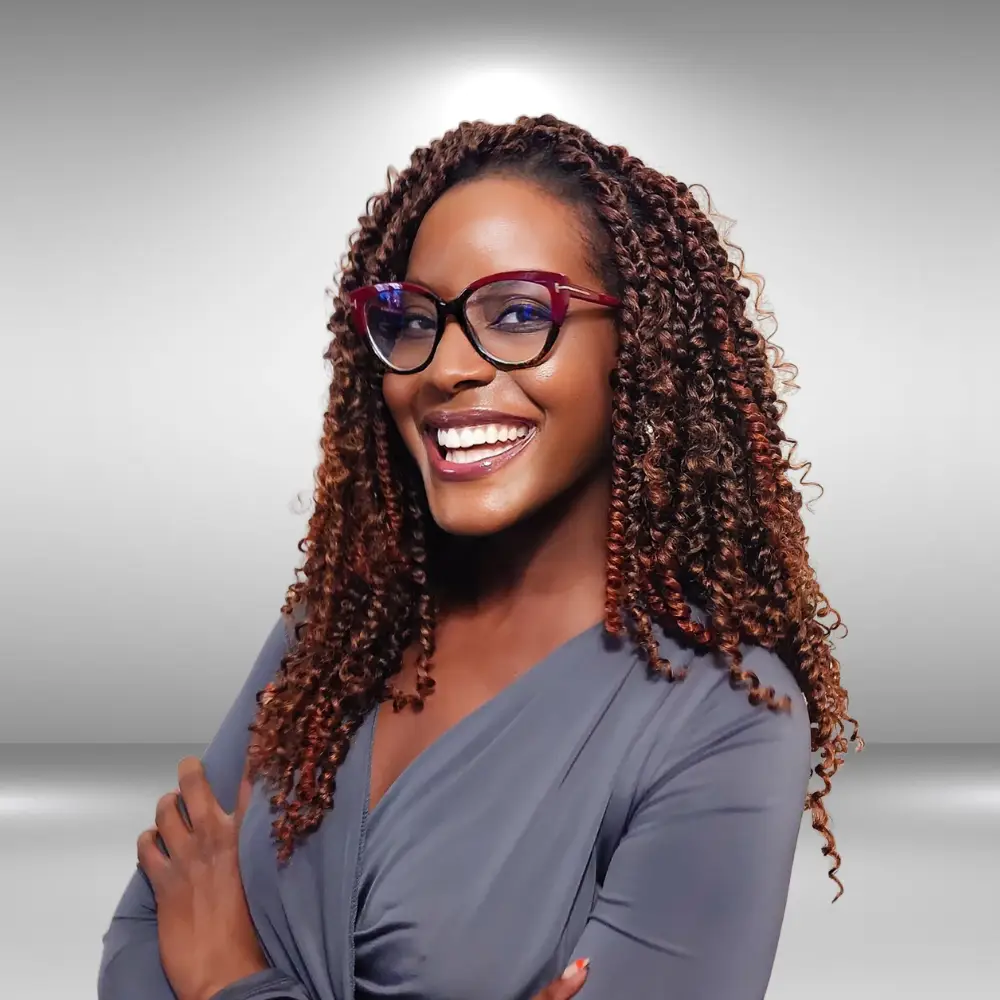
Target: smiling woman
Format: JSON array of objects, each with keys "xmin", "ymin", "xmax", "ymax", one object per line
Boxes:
[
  {"xmin": 373, "ymin": 177, "xmax": 625, "ymax": 543},
  {"xmin": 99, "ymin": 114, "xmax": 861, "ymax": 1000}
]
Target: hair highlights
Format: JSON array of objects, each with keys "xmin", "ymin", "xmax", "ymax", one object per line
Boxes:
[{"xmin": 246, "ymin": 114, "xmax": 862, "ymax": 901}]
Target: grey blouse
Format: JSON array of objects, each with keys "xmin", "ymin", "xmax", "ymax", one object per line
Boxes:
[{"xmin": 98, "ymin": 612, "xmax": 812, "ymax": 1000}]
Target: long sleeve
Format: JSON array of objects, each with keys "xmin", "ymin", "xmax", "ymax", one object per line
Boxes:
[
  {"xmin": 572, "ymin": 643, "xmax": 813, "ymax": 1000},
  {"xmin": 97, "ymin": 614, "xmax": 314, "ymax": 1000}
]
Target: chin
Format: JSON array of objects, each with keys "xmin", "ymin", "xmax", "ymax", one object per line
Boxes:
[
  {"xmin": 425, "ymin": 500, "xmax": 527, "ymax": 539},
  {"xmin": 423, "ymin": 481, "xmax": 538, "ymax": 539}
]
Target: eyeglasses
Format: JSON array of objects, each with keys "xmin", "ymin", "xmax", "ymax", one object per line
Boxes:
[{"xmin": 347, "ymin": 269, "xmax": 621, "ymax": 375}]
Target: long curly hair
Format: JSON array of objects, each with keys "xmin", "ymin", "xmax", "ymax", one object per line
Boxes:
[{"xmin": 246, "ymin": 114, "xmax": 863, "ymax": 901}]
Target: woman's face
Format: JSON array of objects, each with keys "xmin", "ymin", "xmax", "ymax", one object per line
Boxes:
[{"xmin": 381, "ymin": 175, "xmax": 619, "ymax": 537}]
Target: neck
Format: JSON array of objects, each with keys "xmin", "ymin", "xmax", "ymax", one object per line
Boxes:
[{"xmin": 428, "ymin": 470, "xmax": 612, "ymax": 632}]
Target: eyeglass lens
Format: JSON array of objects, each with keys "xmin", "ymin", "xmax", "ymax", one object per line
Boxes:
[{"xmin": 364, "ymin": 279, "xmax": 555, "ymax": 371}]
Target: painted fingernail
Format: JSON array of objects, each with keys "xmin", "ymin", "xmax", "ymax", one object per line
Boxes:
[{"xmin": 561, "ymin": 958, "xmax": 590, "ymax": 980}]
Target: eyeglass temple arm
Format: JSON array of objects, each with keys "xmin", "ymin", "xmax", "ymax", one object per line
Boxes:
[{"xmin": 558, "ymin": 283, "xmax": 620, "ymax": 306}]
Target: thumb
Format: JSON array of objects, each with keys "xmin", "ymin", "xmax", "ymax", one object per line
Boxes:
[
  {"xmin": 233, "ymin": 752, "xmax": 254, "ymax": 826},
  {"xmin": 536, "ymin": 959, "xmax": 590, "ymax": 1000}
]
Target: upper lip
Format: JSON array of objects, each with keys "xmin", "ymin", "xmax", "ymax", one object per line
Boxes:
[{"xmin": 423, "ymin": 408, "xmax": 538, "ymax": 432}]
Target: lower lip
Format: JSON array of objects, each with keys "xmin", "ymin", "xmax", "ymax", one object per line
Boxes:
[{"xmin": 423, "ymin": 428, "xmax": 537, "ymax": 482}]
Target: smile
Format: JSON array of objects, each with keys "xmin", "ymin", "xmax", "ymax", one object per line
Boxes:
[{"xmin": 422, "ymin": 421, "xmax": 538, "ymax": 482}]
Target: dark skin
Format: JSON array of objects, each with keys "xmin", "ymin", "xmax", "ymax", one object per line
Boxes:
[
  {"xmin": 374, "ymin": 176, "xmax": 620, "ymax": 816},
  {"xmin": 137, "ymin": 757, "xmax": 268, "ymax": 1000},
  {"xmin": 140, "ymin": 175, "xmax": 617, "ymax": 999}
]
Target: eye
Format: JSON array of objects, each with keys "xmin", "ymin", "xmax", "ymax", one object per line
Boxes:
[
  {"xmin": 369, "ymin": 307, "xmax": 436, "ymax": 338},
  {"xmin": 490, "ymin": 299, "xmax": 551, "ymax": 331},
  {"xmin": 400, "ymin": 312, "xmax": 437, "ymax": 337}
]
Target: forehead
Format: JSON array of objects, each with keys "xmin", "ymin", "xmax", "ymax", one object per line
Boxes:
[{"xmin": 404, "ymin": 176, "xmax": 595, "ymax": 298}]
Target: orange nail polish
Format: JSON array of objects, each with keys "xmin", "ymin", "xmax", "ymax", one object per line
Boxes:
[{"xmin": 561, "ymin": 958, "xmax": 590, "ymax": 980}]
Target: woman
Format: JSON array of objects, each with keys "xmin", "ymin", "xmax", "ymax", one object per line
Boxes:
[{"xmin": 99, "ymin": 114, "xmax": 861, "ymax": 1000}]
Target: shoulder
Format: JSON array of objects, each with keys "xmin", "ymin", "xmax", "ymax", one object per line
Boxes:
[
  {"xmin": 685, "ymin": 638, "xmax": 808, "ymax": 729},
  {"xmin": 622, "ymin": 616, "xmax": 812, "ymax": 806},
  {"xmin": 653, "ymin": 601, "xmax": 807, "ymax": 733}
]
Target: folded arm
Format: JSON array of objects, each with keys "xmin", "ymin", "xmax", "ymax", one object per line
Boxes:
[{"xmin": 97, "ymin": 615, "xmax": 314, "ymax": 1000}]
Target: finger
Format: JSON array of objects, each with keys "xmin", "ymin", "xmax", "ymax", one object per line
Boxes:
[
  {"xmin": 155, "ymin": 830, "xmax": 169, "ymax": 857},
  {"xmin": 535, "ymin": 959, "xmax": 591, "ymax": 1000},
  {"xmin": 154, "ymin": 790, "xmax": 191, "ymax": 856},
  {"xmin": 177, "ymin": 755, "xmax": 223, "ymax": 829},
  {"xmin": 234, "ymin": 753, "xmax": 254, "ymax": 826},
  {"xmin": 137, "ymin": 826, "xmax": 169, "ymax": 884}
]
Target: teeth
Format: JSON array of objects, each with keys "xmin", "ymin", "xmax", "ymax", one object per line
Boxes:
[
  {"xmin": 445, "ymin": 444, "xmax": 516, "ymax": 464},
  {"xmin": 436, "ymin": 423, "xmax": 530, "ymax": 450}
]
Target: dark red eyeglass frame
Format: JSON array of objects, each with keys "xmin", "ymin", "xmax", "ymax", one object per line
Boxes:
[{"xmin": 347, "ymin": 269, "xmax": 621, "ymax": 374}]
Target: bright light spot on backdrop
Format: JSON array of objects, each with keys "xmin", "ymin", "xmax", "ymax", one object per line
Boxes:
[
  {"xmin": 339, "ymin": 51, "xmax": 651, "ymax": 209},
  {"xmin": 413, "ymin": 60, "xmax": 595, "ymax": 132},
  {"xmin": 316, "ymin": 54, "xmax": 617, "ymax": 272}
]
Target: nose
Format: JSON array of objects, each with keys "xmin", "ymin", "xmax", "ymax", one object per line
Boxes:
[{"xmin": 424, "ymin": 315, "xmax": 496, "ymax": 393}]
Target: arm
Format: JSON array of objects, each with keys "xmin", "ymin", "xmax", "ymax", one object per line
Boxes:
[
  {"xmin": 97, "ymin": 614, "xmax": 313, "ymax": 1000},
  {"xmin": 572, "ymin": 644, "xmax": 813, "ymax": 1000}
]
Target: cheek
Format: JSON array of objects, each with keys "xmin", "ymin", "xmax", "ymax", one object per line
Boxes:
[
  {"xmin": 380, "ymin": 374, "xmax": 405, "ymax": 419},
  {"xmin": 545, "ymin": 328, "xmax": 616, "ymax": 404},
  {"xmin": 524, "ymin": 352, "xmax": 615, "ymax": 453},
  {"xmin": 381, "ymin": 376, "xmax": 417, "ymax": 444}
]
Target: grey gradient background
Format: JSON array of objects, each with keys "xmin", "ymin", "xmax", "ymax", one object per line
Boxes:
[{"xmin": 1, "ymin": 1, "xmax": 998, "ymax": 997}]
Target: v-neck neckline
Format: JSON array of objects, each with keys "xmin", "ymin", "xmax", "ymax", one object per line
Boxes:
[
  {"xmin": 360, "ymin": 617, "xmax": 607, "ymax": 830},
  {"xmin": 342, "ymin": 616, "xmax": 613, "ymax": 1000}
]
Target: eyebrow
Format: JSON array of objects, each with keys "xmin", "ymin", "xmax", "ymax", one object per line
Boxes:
[
  {"xmin": 404, "ymin": 276, "xmax": 465, "ymax": 301},
  {"xmin": 402, "ymin": 273, "xmax": 541, "ymax": 294}
]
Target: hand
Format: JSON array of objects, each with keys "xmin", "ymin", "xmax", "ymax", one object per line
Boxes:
[
  {"xmin": 531, "ymin": 958, "xmax": 591, "ymax": 1000},
  {"xmin": 137, "ymin": 755, "xmax": 269, "ymax": 1000}
]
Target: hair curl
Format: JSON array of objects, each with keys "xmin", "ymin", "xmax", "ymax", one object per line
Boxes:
[{"xmin": 246, "ymin": 114, "xmax": 863, "ymax": 901}]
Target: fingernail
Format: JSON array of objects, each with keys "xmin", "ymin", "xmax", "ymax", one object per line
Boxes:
[{"xmin": 561, "ymin": 958, "xmax": 590, "ymax": 980}]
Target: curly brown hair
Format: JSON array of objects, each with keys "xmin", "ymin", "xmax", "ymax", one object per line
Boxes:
[{"xmin": 246, "ymin": 113, "xmax": 863, "ymax": 901}]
